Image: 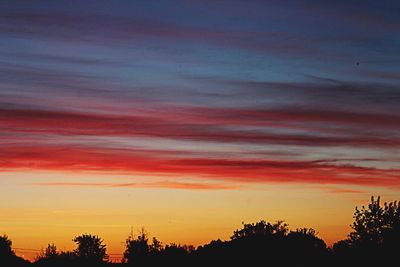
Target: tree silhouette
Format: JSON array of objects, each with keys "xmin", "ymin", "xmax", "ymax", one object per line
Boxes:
[
  {"xmin": 162, "ymin": 243, "xmax": 190, "ymax": 257},
  {"xmin": 349, "ymin": 196, "xmax": 400, "ymax": 248},
  {"xmin": 0, "ymin": 235, "xmax": 29, "ymax": 267},
  {"xmin": 195, "ymin": 220, "xmax": 328, "ymax": 267},
  {"xmin": 0, "ymin": 235, "xmax": 14, "ymax": 258},
  {"xmin": 162, "ymin": 243, "xmax": 190, "ymax": 265},
  {"xmin": 35, "ymin": 244, "xmax": 64, "ymax": 267},
  {"xmin": 35, "ymin": 244, "xmax": 58, "ymax": 261},
  {"xmin": 44, "ymin": 244, "xmax": 58, "ymax": 258},
  {"xmin": 381, "ymin": 199, "xmax": 400, "ymax": 251},
  {"xmin": 230, "ymin": 220, "xmax": 288, "ymax": 240},
  {"xmin": 123, "ymin": 228, "xmax": 150, "ymax": 264},
  {"xmin": 287, "ymin": 228, "xmax": 328, "ymax": 265},
  {"xmin": 350, "ymin": 196, "xmax": 384, "ymax": 247},
  {"xmin": 72, "ymin": 234, "xmax": 108, "ymax": 264},
  {"xmin": 333, "ymin": 196, "xmax": 400, "ymax": 266}
]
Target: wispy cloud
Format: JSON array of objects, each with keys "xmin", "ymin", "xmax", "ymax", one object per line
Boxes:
[
  {"xmin": 2, "ymin": 144, "xmax": 399, "ymax": 189},
  {"xmin": 1, "ymin": 105, "xmax": 399, "ymax": 147},
  {"xmin": 34, "ymin": 181, "xmax": 239, "ymax": 190}
]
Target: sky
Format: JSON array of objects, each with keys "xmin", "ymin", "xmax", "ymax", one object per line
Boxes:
[{"xmin": 1, "ymin": 0, "xmax": 400, "ymax": 261}]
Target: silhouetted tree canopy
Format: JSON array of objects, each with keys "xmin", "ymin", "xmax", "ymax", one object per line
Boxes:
[
  {"xmin": 73, "ymin": 234, "xmax": 108, "ymax": 263},
  {"xmin": 332, "ymin": 196, "xmax": 400, "ymax": 266},
  {"xmin": 42, "ymin": 244, "xmax": 58, "ymax": 259},
  {"xmin": 122, "ymin": 228, "xmax": 191, "ymax": 266},
  {"xmin": 193, "ymin": 220, "xmax": 328, "ymax": 267},
  {"xmin": 35, "ymin": 244, "xmax": 58, "ymax": 262},
  {"xmin": 35, "ymin": 244, "xmax": 66, "ymax": 267},
  {"xmin": 231, "ymin": 220, "xmax": 289, "ymax": 240},
  {"xmin": 0, "ymin": 234, "xmax": 14, "ymax": 258},
  {"xmin": 163, "ymin": 243, "xmax": 191, "ymax": 256},
  {"xmin": 123, "ymin": 228, "xmax": 150, "ymax": 264},
  {"xmin": 349, "ymin": 196, "xmax": 400, "ymax": 248},
  {"xmin": 0, "ymin": 235, "xmax": 29, "ymax": 267}
]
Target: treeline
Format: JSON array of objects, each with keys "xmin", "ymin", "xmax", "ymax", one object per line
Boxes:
[{"xmin": 1, "ymin": 196, "xmax": 399, "ymax": 267}]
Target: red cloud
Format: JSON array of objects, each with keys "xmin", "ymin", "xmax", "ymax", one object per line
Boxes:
[
  {"xmin": 2, "ymin": 104, "xmax": 399, "ymax": 190},
  {"xmin": 1, "ymin": 107, "xmax": 399, "ymax": 148},
  {"xmin": 1, "ymin": 144, "xmax": 399, "ymax": 189}
]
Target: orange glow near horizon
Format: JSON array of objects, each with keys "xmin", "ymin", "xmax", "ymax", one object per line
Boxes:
[{"xmin": 2, "ymin": 171, "xmax": 399, "ymax": 262}]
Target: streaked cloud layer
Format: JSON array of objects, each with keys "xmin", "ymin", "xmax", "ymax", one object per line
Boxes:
[{"xmin": 1, "ymin": 0, "xmax": 400, "ymax": 191}]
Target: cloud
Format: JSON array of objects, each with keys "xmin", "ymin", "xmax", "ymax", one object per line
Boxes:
[
  {"xmin": 1, "ymin": 144, "xmax": 400, "ymax": 189},
  {"xmin": 34, "ymin": 181, "xmax": 239, "ymax": 190},
  {"xmin": 192, "ymin": 77, "xmax": 400, "ymax": 112},
  {"xmin": 0, "ymin": 10, "xmax": 324, "ymax": 58},
  {"xmin": 0, "ymin": 1, "xmax": 399, "ymax": 194},
  {"xmin": 1, "ymin": 105, "xmax": 399, "ymax": 148},
  {"xmin": 326, "ymin": 188, "xmax": 367, "ymax": 194}
]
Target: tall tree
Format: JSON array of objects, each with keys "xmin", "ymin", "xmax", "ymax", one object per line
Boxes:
[{"xmin": 349, "ymin": 196, "xmax": 400, "ymax": 248}]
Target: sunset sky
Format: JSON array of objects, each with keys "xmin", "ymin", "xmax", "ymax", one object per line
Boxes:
[{"xmin": 1, "ymin": 0, "xmax": 400, "ymax": 261}]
